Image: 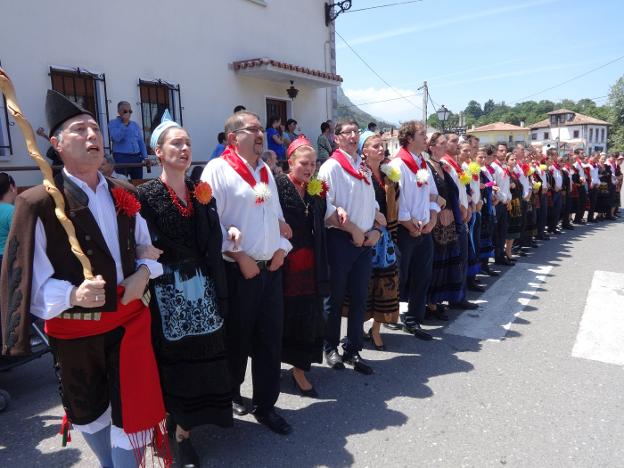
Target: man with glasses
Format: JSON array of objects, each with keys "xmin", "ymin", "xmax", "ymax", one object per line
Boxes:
[
  {"xmin": 201, "ymin": 111, "xmax": 293, "ymax": 435},
  {"xmin": 108, "ymin": 101, "xmax": 147, "ymax": 180},
  {"xmin": 318, "ymin": 119, "xmax": 383, "ymax": 375}
]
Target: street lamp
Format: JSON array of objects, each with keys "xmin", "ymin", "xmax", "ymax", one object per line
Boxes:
[{"xmin": 437, "ymin": 105, "xmax": 450, "ymax": 133}]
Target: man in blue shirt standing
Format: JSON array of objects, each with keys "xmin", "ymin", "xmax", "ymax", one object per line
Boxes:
[{"xmin": 108, "ymin": 101, "xmax": 147, "ymax": 180}]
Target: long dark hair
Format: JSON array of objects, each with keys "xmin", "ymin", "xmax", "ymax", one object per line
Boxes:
[
  {"xmin": 427, "ymin": 132, "xmax": 445, "ymax": 156},
  {"xmin": 0, "ymin": 173, "xmax": 15, "ymax": 198}
]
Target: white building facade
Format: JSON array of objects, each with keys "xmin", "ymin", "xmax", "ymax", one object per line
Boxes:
[
  {"xmin": 0, "ymin": 0, "xmax": 341, "ymax": 185},
  {"xmin": 529, "ymin": 109, "xmax": 610, "ymax": 154}
]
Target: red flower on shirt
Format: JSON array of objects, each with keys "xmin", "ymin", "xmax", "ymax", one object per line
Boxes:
[{"xmin": 111, "ymin": 187, "xmax": 141, "ymax": 217}]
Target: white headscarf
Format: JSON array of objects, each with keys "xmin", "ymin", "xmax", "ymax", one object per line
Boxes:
[{"xmin": 149, "ymin": 109, "xmax": 181, "ymax": 150}]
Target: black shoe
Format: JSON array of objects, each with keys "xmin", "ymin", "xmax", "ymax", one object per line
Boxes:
[
  {"xmin": 232, "ymin": 396, "xmax": 249, "ymax": 416},
  {"xmin": 366, "ymin": 328, "xmax": 386, "ymax": 351},
  {"xmin": 468, "ymin": 282, "xmax": 486, "ymax": 292},
  {"xmin": 562, "ymin": 224, "xmax": 574, "ymax": 230},
  {"xmin": 403, "ymin": 323, "xmax": 433, "ymax": 341},
  {"xmin": 383, "ymin": 322, "xmax": 402, "ymax": 331},
  {"xmin": 494, "ymin": 257, "xmax": 514, "ymax": 266},
  {"xmin": 325, "ymin": 348, "xmax": 345, "ymax": 370},
  {"xmin": 343, "ymin": 352, "xmax": 374, "ymax": 375},
  {"xmin": 291, "ymin": 373, "xmax": 318, "ymax": 398},
  {"xmin": 530, "ymin": 241, "xmax": 539, "ymax": 248},
  {"xmin": 516, "ymin": 250, "xmax": 528, "ymax": 257},
  {"xmin": 175, "ymin": 437, "xmax": 200, "ymax": 468},
  {"xmin": 536, "ymin": 235, "xmax": 551, "ymax": 240},
  {"xmin": 449, "ymin": 300, "xmax": 478, "ymax": 310},
  {"xmin": 254, "ymin": 409, "xmax": 292, "ymax": 435},
  {"xmin": 482, "ymin": 267, "xmax": 500, "ymax": 277}
]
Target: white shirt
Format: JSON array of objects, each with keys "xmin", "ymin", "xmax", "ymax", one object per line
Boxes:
[
  {"xmin": 31, "ymin": 170, "xmax": 163, "ymax": 320},
  {"xmin": 441, "ymin": 158, "xmax": 469, "ymax": 209},
  {"xmin": 513, "ymin": 165, "xmax": 531, "ymax": 199},
  {"xmin": 589, "ymin": 164, "xmax": 601, "ymax": 187},
  {"xmin": 318, "ymin": 149, "xmax": 378, "ymax": 232},
  {"xmin": 389, "ymin": 149, "xmax": 440, "ymax": 224},
  {"xmin": 534, "ymin": 165, "xmax": 549, "ymax": 190},
  {"xmin": 201, "ymin": 151, "xmax": 292, "ymax": 261},
  {"xmin": 462, "ymin": 161, "xmax": 481, "ymax": 205},
  {"xmin": 573, "ymin": 159, "xmax": 588, "ymax": 188},
  {"xmin": 490, "ymin": 161, "xmax": 511, "ymax": 203},
  {"xmin": 550, "ymin": 166, "xmax": 563, "ymax": 191}
]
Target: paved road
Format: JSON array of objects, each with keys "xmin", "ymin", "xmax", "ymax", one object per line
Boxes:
[{"xmin": 2, "ymin": 217, "xmax": 624, "ymax": 467}]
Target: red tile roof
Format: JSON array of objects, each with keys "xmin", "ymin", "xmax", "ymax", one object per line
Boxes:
[
  {"xmin": 469, "ymin": 122, "xmax": 528, "ymax": 132},
  {"xmin": 232, "ymin": 58, "xmax": 343, "ymax": 82}
]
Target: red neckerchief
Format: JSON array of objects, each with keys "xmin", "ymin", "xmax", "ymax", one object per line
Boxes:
[
  {"xmin": 441, "ymin": 155, "xmax": 464, "ymax": 177},
  {"xmin": 331, "ymin": 149, "xmax": 370, "ymax": 185},
  {"xmin": 589, "ymin": 161, "xmax": 597, "ymax": 168},
  {"xmin": 221, "ymin": 145, "xmax": 269, "ymax": 188},
  {"xmin": 551, "ymin": 162, "xmax": 561, "ymax": 171},
  {"xmin": 563, "ymin": 163, "xmax": 571, "ymax": 172},
  {"xmin": 486, "ymin": 164, "xmax": 495, "ymax": 175},
  {"xmin": 520, "ymin": 163, "xmax": 531, "ymax": 177},
  {"xmin": 491, "ymin": 159, "xmax": 508, "ymax": 177},
  {"xmin": 397, "ymin": 147, "xmax": 427, "ymax": 174}
]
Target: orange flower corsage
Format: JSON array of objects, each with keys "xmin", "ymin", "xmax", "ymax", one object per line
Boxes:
[
  {"xmin": 194, "ymin": 181, "xmax": 213, "ymax": 205},
  {"xmin": 111, "ymin": 187, "xmax": 141, "ymax": 217}
]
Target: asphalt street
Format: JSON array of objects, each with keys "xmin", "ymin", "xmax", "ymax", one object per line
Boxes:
[{"xmin": 1, "ymin": 216, "xmax": 624, "ymax": 467}]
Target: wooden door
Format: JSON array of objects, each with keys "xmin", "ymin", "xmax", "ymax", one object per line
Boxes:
[{"xmin": 266, "ymin": 98, "xmax": 287, "ymax": 127}]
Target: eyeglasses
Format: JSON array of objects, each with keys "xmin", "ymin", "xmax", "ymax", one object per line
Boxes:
[
  {"xmin": 339, "ymin": 129, "xmax": 359, "ymax": 136},
  {"xmin": 122, "ymin": 110, "xmax": 133, "ymax": 114},
  {"xmin": 234, "ymin": 126, "xmax": 265, "ymax": 134}
]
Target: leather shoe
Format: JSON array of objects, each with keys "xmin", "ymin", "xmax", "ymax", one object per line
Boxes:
[
  {"xmin": 403, "ymin": 322, "xmax": 433, "ymax": 340},
  {"xmin": 325, "ymin": 349, "xmax": 345, "ymax": 370},
  {"xmin": 468, "ymin": 282, "xmax": 486, "ymax": 292},
  {"xmin": 232, "ymin": 396, "xmax": 248, "ymax": 416},
  {"xmin": 482, "ymin": 267, "xmax": 499, "ymax": 277},
  {"xmin": 383, "ymin": 322, "xmax": 402, "ymax": 330},
  {"xmin": 494, "ymin": 257, "xmax": 514, "ymax": 266},
  {"xmin": 291, "ymin": 373, "xmax": 318, "ymax": 398},
  {"xmin": 175, "ymin": 437, "xmax": 200, "ymax": 468},
  {"xmin": 254, "ymin": 409, "xmax": 292, "ymax": 435},
  {"xmin": 343, "ymin": 352, "xmax": 374, "ymax": 375},
  {"xmin": 449, "ymin": 300, "xmax": 478, "ymax": 310}
]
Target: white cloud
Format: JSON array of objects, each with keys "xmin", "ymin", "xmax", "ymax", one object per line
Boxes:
[
  {"xmin": 337, "ymin": 0, "xmax": 560, "ymax": 49},
  {"xmin": 343, "ymin": 87, "xmax": 424, "ymax": 124}
]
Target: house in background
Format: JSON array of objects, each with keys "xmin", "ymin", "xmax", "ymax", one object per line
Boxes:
[
  {"xmin": 466, "ymin": 122, "xmax": 529, "ymax": 146},
  {"xmin": 529, "ymin": 109, "xmax": 610, "ymax": 154},
  {"xmin": 0, "ymin": 0, "xmax": 341, "ymax": 185}
]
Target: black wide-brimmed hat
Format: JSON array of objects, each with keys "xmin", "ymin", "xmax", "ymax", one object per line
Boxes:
[{"xmin": 45, "ymin": 89, "xmax": 95, "ymax": 137}]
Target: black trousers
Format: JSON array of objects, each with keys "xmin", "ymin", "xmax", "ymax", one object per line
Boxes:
[
  {"xmin": 225, "ymin": 263, "xmax": 283, "ymax": 413},
  {"xmin": 587, "ymin": 187, "xmax": 598, "ymax": 221},
  {"xmin": 494, "ymin": 203, "xmax": 508, "ymax": 260},
  {"xmin": 519, "ymin": 199, "xmax": 530, "ymax": 246},
  {"xmin": 561, "ymin": 191, "xmax": 572, "ymax": 226},
  {"xmin": 397, "ymin": 228, "xmax": 433, "ymax": 325},
  {"xmin": 548, "ymin": 191, "xmax": 562, "ymax": 232},
  {"xmin": 324, "ymin": 229, "xmax": 372, "ymax": 355},
  {"xmin": 536, "ymin": 193, "xmax": 548, "ymax": 237},
  {"xmin": 575, "ymin": 186, "xmax": 587, "ymax": 222}
]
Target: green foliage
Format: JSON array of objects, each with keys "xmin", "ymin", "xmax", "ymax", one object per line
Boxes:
[
  {"xmin": 607, "ymin": 76, "xmax": 624, "ymax": 151},
  {"xmin": 336, "ymin": 87, "xmax": 397, "ymax": 131}
]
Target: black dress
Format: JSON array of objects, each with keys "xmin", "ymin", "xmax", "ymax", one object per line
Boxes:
[
  {"xmin": 276, "ymin": 174, "xmax": 329, "ymax": 371},
  {"xmin": 138, "ymin": 178, "xmax": 232, "ymax": 431}
]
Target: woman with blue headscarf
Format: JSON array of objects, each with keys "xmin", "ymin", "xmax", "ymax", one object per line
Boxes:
[
  {"xmin": 137, "ymin": 111, "xmax": 232, "ymax": 467},
  {"xmin": 353, "ymin": 131, "xmax": 400, "ymax": 350}
]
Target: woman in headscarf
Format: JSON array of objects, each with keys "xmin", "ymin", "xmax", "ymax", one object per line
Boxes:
[
  {"xmin": 275, "ymin": 136, "xmax": 330, "ymax": 397},
  {"xmin": 137, "ymin": 111, "xmax": 233, "ymax": 467},
  {"xmin": 358, "ymin": 131, "xmax": 400, "ymax": 350}
]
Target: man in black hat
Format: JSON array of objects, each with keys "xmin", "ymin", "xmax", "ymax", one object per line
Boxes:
[{"xmin": 1, "ymin": 90, "xmax": 166, "ymax": 467}]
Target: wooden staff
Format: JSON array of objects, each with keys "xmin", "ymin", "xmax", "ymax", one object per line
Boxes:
[{"xmin": 0, "ymin": 67, "xmax": 99, "ymax": 320}]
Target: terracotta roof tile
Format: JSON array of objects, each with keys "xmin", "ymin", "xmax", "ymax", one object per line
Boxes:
[
  {"xmin": 232, "ymin": 57, "xmax": 343, "ymax": 82},
  {"xmin": 469, "ymin": 122, "xmax": 528, "ymax": 132}
]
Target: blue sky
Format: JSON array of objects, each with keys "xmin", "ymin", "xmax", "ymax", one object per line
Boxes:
[{"xmin": 335, "ymin": 0, "xmax": 624, "ymax": 124}]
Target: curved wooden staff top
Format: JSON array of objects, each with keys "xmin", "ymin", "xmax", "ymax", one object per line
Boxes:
[{"xmin": 0, "ymin": 67, "xmax": 95, "ymax": 281}]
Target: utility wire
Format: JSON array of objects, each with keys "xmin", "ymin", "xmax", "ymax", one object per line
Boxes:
[
  {"xmin": 335, "ymin": 30, "xmax": 422, "ymax": 111},
  {"xmin": 515, "ymin": 54, "xmax": 624, "ymax": 101},
  {"xmin": 337, "ymin": 93, "xmax": 423, "ymax": 109},
  {"xmin": 346, "ymin": 0, "xmax": 424, "ymax": 13}
]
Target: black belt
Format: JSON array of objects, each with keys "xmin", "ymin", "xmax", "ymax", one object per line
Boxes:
[{"xmin": 256, "ymin": 260, "xmax": 270, "ymax": 270}]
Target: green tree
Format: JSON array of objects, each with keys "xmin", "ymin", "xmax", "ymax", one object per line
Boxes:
[
  {"xmin": 464, "ymin": 100, "xmax": 483, "ymax": 120},
  {"xmin": 607, "ymin": 76, "xmax": 624, "ymax": 151},
  {"xmin": 483, "ymin": 99, "xmax": 496, "ymax": 115}
]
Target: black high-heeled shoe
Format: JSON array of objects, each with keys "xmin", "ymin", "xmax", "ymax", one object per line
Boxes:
[
  {"xmin": 367, "ymin": 328, "xmax": 386, "ymax": 351},
  {"xmin": 291, "ymin": 372, "xmax": 318, "ymax": 398}
]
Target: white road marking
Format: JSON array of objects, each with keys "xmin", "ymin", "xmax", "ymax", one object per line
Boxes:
[
  {"xmin": 443, "ymin": 263, "xmax": 552, "ymax": 341},
  {"xmin": 572, "ymin": 271, "xmax": 624, "ymax": 366}
]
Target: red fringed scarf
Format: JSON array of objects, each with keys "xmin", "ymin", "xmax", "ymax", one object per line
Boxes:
[{"xmin": 46, "ymin": 286, "xmax": 172, "ymax": 467}]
